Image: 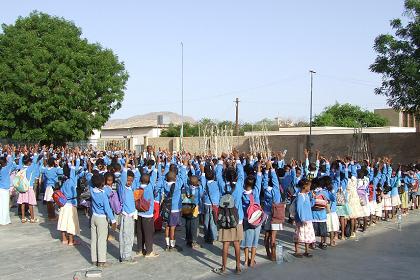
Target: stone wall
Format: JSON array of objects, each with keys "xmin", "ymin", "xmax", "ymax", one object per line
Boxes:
[{"xmin": 147, "ymin": 133, "xmax": 420, "ymax": 164}]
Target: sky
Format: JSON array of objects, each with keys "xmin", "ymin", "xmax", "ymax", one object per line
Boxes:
[{"xmin": 1, "ymin": 1, "xmax": 405, "ymax": 123}]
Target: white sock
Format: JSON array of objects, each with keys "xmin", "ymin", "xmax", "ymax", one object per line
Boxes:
[
  {"xmin": 170, "ymin": 240, "xmax": 175, "ymax": 247},
  {"xmin": 165, "ymin": 237, "xmax": 170, "ymax": 246}
]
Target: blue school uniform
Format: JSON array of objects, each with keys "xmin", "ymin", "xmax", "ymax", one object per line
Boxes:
[
  {"xmin": 61, "ymin": 160, "xmax": 80, "ymax": 206},
  {"xmin": 90, "ymin": 187, "xmax": 116, "ymax": 223},
  {"xmin": 0, "ymin": 155, "xmax": 16, "ymax": 190},
  {"xmin": 262, "ymin": 169, "xmax": 281, "ymax": 214},
  {"xmin": 295, "ymin": 192, "xmax": 313, "ymax": 223},
  {"xmin": 137, "ymin": 170, "xmax": 157, "ymax": 218}
]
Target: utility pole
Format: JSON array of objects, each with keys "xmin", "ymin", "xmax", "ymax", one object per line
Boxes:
[{"xmin": 234, "ymin": 98, "xmax": 240, "ymax": 136}]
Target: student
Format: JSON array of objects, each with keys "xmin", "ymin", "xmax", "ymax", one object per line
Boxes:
[
  {"xmin": 201, "ymin": 162, "xmax": 220, "ymax": 244},
  {"xmin": 375, "ymin": 184, "xmax": 384, "ymax": 221},
  {"xmin": 90, "ymin": 173, "xmax": 117, "ymax": 267},
  {"xmin": 0, "ymin": 146, "xmax": 16, "ymax": 225},
  {"xmin": 293, "ymin": 179, "xmax": 315, "ymax": 258},
  {"xmin": 118, "ymin": 159, "xmax": 138, "ymax": 264},
  {"xmin": 346, "ymin": 163, "xmax": 363, "ymax": 237},
  {"xmin": 159, "ymin": 160, "xmax": 186, "ymax": 252},
  {"xmin": 183, "ymin": 174, "xmax": 203, "ymax": 248},
  {"xmin": 356, "ymin": 169, "xmax": 370, "ymax": 232},
  {"xmin": 136, "ymin": 169, "xmax": 159, "ymax": 258},
  {"xmin": 262, "ymin": 160, "xmax": 282, "ymax": 261},
  {"xmin": 17, "ymin": 152, "xmax": 41, "ymax": 223},
  {"xmin": 390, "ymin": 165, "xmax": 402, "ymax": 217},
  {"xmin": 213, "ymin": 152, "xmax": 244, "ymax": 275},
  {"xmin": 324, "ymin": 176, "xmax": 338, "ymax": 246},
  {"xmin": 57, "ymin": 155, "xmax": 81, "ymax": 245},
  {"xmin": 310, "ymin": 177, "xmax": 329, "ymax": 249},
  {"xmin": 42, "ymin": 157, "xmax": 63, "ymax": 220},
  {"xmin": 241, "ymin": 163, "xmax": 262, "ymax": 268}
]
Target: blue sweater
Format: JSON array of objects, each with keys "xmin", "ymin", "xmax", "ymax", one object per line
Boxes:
[
  {"xmin": 241, "ymin": 172, "xmax": 262, "ymax": 220},
  {"xmin": 118, "ymin": 168, "xmax": 137, "ymax": 216},
  {"xmin": 311, "ymin": 188, "xmax": 328, "ymax": 222},
  {"xmin": 137, "ymin": 169, "xmax": 157, "ymax": 218},
  {"xmin": 262, "ymin": 169, "xmax": 281, "ymax": 214},
  {"xmin": 41, "ymin": 166, "xmax": 63, "ymax": 187},
  {"xmin": 61, "ymin": 160, "xmax": 80, "ymax": 206},
  {"xmin": 296, "ymin": 192, "xmax": 313, "ymax": 223},
  {"xmin": 159, "ymin": 165, "xmax": 186, "ymax": 212},
  {"xmin": 90, "ymin": 187, "xmax": 116, "ymax": 222},
  {"xmin": 0, "ymin": 155, "xmax": 16, "ymax": 190}
]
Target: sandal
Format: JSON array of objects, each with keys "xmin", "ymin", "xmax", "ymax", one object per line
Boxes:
[
  {"xmin": 235, "ymin": 268, "xmax": 242, "ymax": 275},
  {"xmin": 30, "ymin": 218, "xmax": 39, "ymax": 223},
  {"xmin": 68, "ymin": 240, "xmax": 81, "ymax": 246},
  {"xmin": 21, "ymin": 218, "xmax": 27, "ymax": 223},
  {"xmin": 303, "ymin": 253, "xmax": 313, "ymax": 258},
  {"xmin": 212, "ymin": 267, "xmax": 226, "ymax": 275}
]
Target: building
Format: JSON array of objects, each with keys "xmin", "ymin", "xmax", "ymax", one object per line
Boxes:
[
  {"xmin": 374, "ymin": 108, "xmax": 418, "ymax": 128},
  {"xmin": 97, "ymin": 112, "xmax": 194, "ymax": 152}
]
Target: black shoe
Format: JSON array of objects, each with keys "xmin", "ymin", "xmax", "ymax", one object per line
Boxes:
[
  {"xmin": 165, "ymin": 246, "xmax": 171, "ymax": 251},
  {"xmin": 170, "ymin": 245, "xmax": 183, "ymax": 252}
]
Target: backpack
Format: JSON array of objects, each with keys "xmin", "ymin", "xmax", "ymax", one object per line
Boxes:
[
  {"xmin": 336, "ymin": 186, "xmax": 346, "ymax": 206},
  {"xmin": 217, "ymin": 186, "xmax": 239, "ymax": 229},
  {"xmin": 160, "ymin": 183, "xmax": 176, "ymax": 222},
  {"xmin": 246, "ymin": 194, "xmax": 265, "ymax": 227},
  {"xmin": 181, "ymin": 195, "xmax": 197, "ymax": 218},
  {"xmin": 368, "ymin": 183, "xmax": 374, "ymax": 202},
  {"xmin": 52, "ymin": 189, "xmax": 76, "ymax": 208},
  {"xmin": 134, "ymin": 188, "xmax": 151, "ymax": 212},
  {"xmin": 344, "ymin": 219, "xmax": 352, "ymax": 238},
  {"xmin": 109, "ymin": 190, "xmax": 123, "ymax": 215},
  {"xmin": 312, "ymin": 192, "xmax": 328, "ymax": 211},
  {"xmin": 13, "ymin": 169, "xmax": 30, "ymax": 193}
]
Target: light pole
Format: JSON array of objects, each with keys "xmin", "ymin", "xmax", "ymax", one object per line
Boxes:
[
  {"xmin": 309, "ymin": 70, "xmax": 316, "ymax": 150},
  {"xmin": 180, "ymin": 42, "xmax": 184, "ymax": 152}
]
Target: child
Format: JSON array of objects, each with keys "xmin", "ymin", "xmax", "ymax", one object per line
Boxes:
[
  {"xmin": 241, "ymin": 163, "xmax": 262, "ymax": 268},
  {"xmin": 183, "ymin": 174, "xmax": 203, "ymax": 248},
  {"xmin": 41, "ymin": 157, "xmax": 63, "ymax": 220},
  {"xmin": 90, "ymin": 173, "xmax": 117, "ymax": 267},
  {"xmin": 262, "ymin": 160, "xmax": 282, "ymax": 261},
  {"xmin": 57, "ymin": 155, "xmax": 80, "ymax": 245},
  {"xmin": 136, "ymin": 169, "xmax": 159, "ymax": 258},
  {"xmin": 17, "ymin": 152, "xmax": 41, "ymax": 223},
  {"xmin": 310, "ymin": 177, "xmax": 329, "ymax": 249},
  {"xmin": 118, "ymin": 159, "xmax": 138, "ymax": 264},
  {"xmin": 0, "ymin": 146, "xmax": 16, "ymax": 225},
  {"xmin": 293, "ymin": 179, "xmax": 315, "ymax": 258},
  {"xmin": 200, "ymin": 162, "xmax": 220, "ymax": 245},
  {"xmin": 375, "ymin": 184, "xmax": 384, "ymax": 221},
  {"xmin": 213, "ymin": 152, "xmax": 244, "ymax": 275},
  {"xmin": 324, "ymin": 176, "xmax": 338, "ymax": 246}
]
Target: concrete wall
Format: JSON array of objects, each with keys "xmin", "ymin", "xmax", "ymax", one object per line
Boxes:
[{"xmin": 148, "ymin": 133, "xmax": 420, "ymax": 164}]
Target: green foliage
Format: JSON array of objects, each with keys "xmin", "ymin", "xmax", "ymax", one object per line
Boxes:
[
  {"xmin": 370, "ymin": 0, "xmax": 420, "ymax": 117},
  {"xmin": 312, "ymin": 103, "xmax": 388, "ymax": 127},
  {"xmin": 0, "ymin": 12, "xmax": 129, "ymax": 143}
]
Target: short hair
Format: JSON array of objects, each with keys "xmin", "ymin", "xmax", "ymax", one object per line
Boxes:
[
  {"xmin": 127, "ymin": 170, "xmax": 135, "ymax": 178},
  {"xmin": 91, "ymin": 174, "xmax": 105, "ymax": 188}
]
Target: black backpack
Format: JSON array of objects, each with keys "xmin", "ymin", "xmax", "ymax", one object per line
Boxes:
[
  {"xmin": 160, "ymin": 183, "xmax": 176, "ymax": 222},
  {"xmin": 217, "ymin": 184, "xmax": 239, "ymax": 229}
]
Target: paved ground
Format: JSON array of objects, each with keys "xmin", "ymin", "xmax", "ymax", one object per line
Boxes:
[{"xmin": 1, "ymin": 203, "xmax": 420, "ymax": 280}]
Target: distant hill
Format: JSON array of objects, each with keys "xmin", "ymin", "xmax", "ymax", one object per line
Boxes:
[{"xmin": 103, "ymin": 111, "xmax": 195, "ymax": 129}]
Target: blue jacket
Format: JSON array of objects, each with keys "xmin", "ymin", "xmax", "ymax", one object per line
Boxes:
[
  {"xmin": 262, "ymin": 169, "xmax": 281, "ymax": 214},
  {"xmin": 241, "ymin": 172, "xmax": 262, "ymax": 220},
  {"xmin": 137, "ymin": 169, "xmax": 157, "ymax": 218},
  {"xmin": 41, "ymin": 166, "xmax": 63, "ymax": 187},
  {"xmin": 296, "ymin": 192, "xmax": 314, "ymax": 223},
  {"xmin": 91, "ymin": 187, "xmax": 116, "ymax": 222},
  {"xmin": 159, "ymin": 165, "xmax": 186, "ymax": 212},
  {"xmin": 0, "ymin": 155, "xmax": 16, "ymax": 190},
  {"xmin": 118, "ymin": 168, "xmax": 137, "ymax": 216},
  {"xmin": 61, "ymin": 159, "xmax": 80, "ymax": 206}
]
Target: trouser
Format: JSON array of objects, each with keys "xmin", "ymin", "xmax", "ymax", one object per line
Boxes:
[
  {"xmin": 203, "ymin": 205, "xmax": 218, "ymax": 242},
  {"xmin": 185, "ymin": 216, "xmax": 199, "ymax": 243},
  {"xmin": 119, "ymin": 215, "xmax": 135, "ymax": 261},
  {"xmin": 91, "ymin": 215, "xmax": 109, "ymax": 263},
  {"xmin": 136, "ymin": 216, "xmax": 154, "ymax": 254}
]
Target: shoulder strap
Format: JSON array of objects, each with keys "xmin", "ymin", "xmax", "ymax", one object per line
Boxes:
[
  {"xmin": 205, "ymin": 182, "xmax": 214, "ymax": 207},
  {"xmin": 168, "ymin": 182, "xmax": 176, "ymax": 198},
  {"xmin": 248, "ymin": 193, "xmax": 255, "ymax": 206}
]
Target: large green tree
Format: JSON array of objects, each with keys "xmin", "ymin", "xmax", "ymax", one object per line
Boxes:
[
  {"xmin": 0, "ymin": 12, "xmax": 128, "ymax": 143},
  {"xmin": 370, "ymin": 0, "xmax": 420, "ymax": 122},
  {"xmin": 313, "ymin": 103, "xmax": 388, "ymax": 127}
]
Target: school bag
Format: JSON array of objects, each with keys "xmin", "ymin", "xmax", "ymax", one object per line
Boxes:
[
  {"xmin": 383, "ymin": 183, "xmax": 391, "ymax": 194},
  {"xmin": 181, "ymin": 195, "xmax": 197, "ymax": 218},
  {"xmin": 217, "ymin": 185, "xmax": 239, "ymax": 229},
  {"xmin": 52, "ymin": 189, "xmax": 77, "ymax": 208},
  {"xmin": 109, "ymin": 190, "xmax": 123, "ymax": 215},
  {"xmin": 13, "ymin": 169, "xmax": 31, "ymax": 193},
  {"xmin": 312, "ymin": 192, "xmax": 328, "ymax": 211},
  {"xmin": 336, "ymin": 186, "xmax": 346, "ymax": 206},
  {"xmin": 134, "ymin": 188, "xmax": 151, "ymax": 212},
  {"xmin": 344, "ymin": 220, "xmax": 352, "ymax": 238},
  {"xmin": 246, "ymin": 194, "xmax": 265, "ymax": 227},
  {"xmin": 270, "ymin": 189, "xmax": 286, "ymax": 224},
  {"xmin": 368, "ymin": 183, "xmax": 374, "ymax": 202},
  {"xmin": 160, "ymin": 183, "xmax": 176, "ymax": 222}
]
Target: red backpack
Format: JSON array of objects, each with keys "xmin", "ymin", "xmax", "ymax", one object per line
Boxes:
[
  {"xmin": 313, "ymin": 193, "xmax": 328, "ymax": 211},
  {"xmin": 246, "ymin": 195, "xmax": 265, "ymax": 227},
  {"xmin": 52, "ymin": 190, "xmax": 68, "ymax": 207},
  {"xmin": 135, "ymin": 188, "xmax": 151, "ymax": 212},
  {"xmin": 368, "ymin": 183, "xmax": 374, "ymax": 202}
]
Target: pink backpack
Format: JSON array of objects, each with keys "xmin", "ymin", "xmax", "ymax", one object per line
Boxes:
[{"xmin": 246, "ymin": 194, "xmax": 265, "ymax": 227}]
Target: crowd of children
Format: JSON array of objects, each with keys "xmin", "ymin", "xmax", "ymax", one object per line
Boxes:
[{"xmin": 0, "ymin": 143, "xmax": 419, "ymax": 274}]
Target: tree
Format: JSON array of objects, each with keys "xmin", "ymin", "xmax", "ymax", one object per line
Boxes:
[
  {"xmin": 0, "ymin": 12, "xmax": 128, "ymax": 143},
  {"xmin": 370, "ymin": 0, "xmax": 420, "ymax": 125},
  {"xmin": 312, "ymin": 103, "xmax": 388, "ymax": 127}
]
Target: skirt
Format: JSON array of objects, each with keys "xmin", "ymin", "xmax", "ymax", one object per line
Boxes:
[
  {"xmin": 369, "ymin": 201, "xmax": 377, "ymax": 216},
  {"xmin": 360, "ymin": 204, "xmax": 371, "ymax": 217},
  {"xmin": 383, "ymin": 194, "xmax": 392, "ymax": 211},
  {"xmin": 391, "ymin": 195, "xmax": 401, "ymax": 207},
  {"xmin": 57, "ymin": 203, "xmax": 80, "ymax": 236},
  {"xmin": 375, "ymin": 200, "xmax": 383, "ymax": 217},
  {"xmin": 17, "ymin": 188, "xmax": 37, "ymax": 206},
  {"xmin": 44, "ymin": 186, "xmax": 54, "ymax": 202},
  {"xmin": 400, "ymin": 192, "xmax": 408, "ymax": 209},
  {"xmin": 336, "ymin": 204, "xmax": 350, "ymax": 218},
  {"xmin": 326, "ymin": 212, "xmax": 339, "ymax": 232},
  {"xmin": 0, "ymin": 189, "xmax": 11, "ymax": 225},
  {"xmin": 263, "ymin": 213, "xmax": 283, "ymax": 231},
  {"xmin": 294, "ymin": 221, "xmax": 316, "ymax": 244},
  {"xmin": 218, "ymin": 224, "xmax": 244, "ymax": 242}
]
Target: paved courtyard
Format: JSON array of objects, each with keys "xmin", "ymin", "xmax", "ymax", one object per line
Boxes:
[{"xmin": 1, "ymin": 203, "xmax": 419, "ymax": 280}]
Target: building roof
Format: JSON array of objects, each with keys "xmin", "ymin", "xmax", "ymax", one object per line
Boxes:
[{"xmin": 102, "ymin": 111, "xmax": 195, "ymax": 130}]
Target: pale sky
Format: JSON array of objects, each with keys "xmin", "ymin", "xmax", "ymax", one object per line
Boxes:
[{"xmin": 1, "ymin": 0, "xmax": 404, "ymax": 122}]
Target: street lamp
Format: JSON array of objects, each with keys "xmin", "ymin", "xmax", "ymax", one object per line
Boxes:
[
  {"xmin": 309, "ymin": 70, "xmax": 316, "ymax": 150},
  {"xmin": 180, "ymin": 42, "xmax": 184, "ymax": 152}
]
